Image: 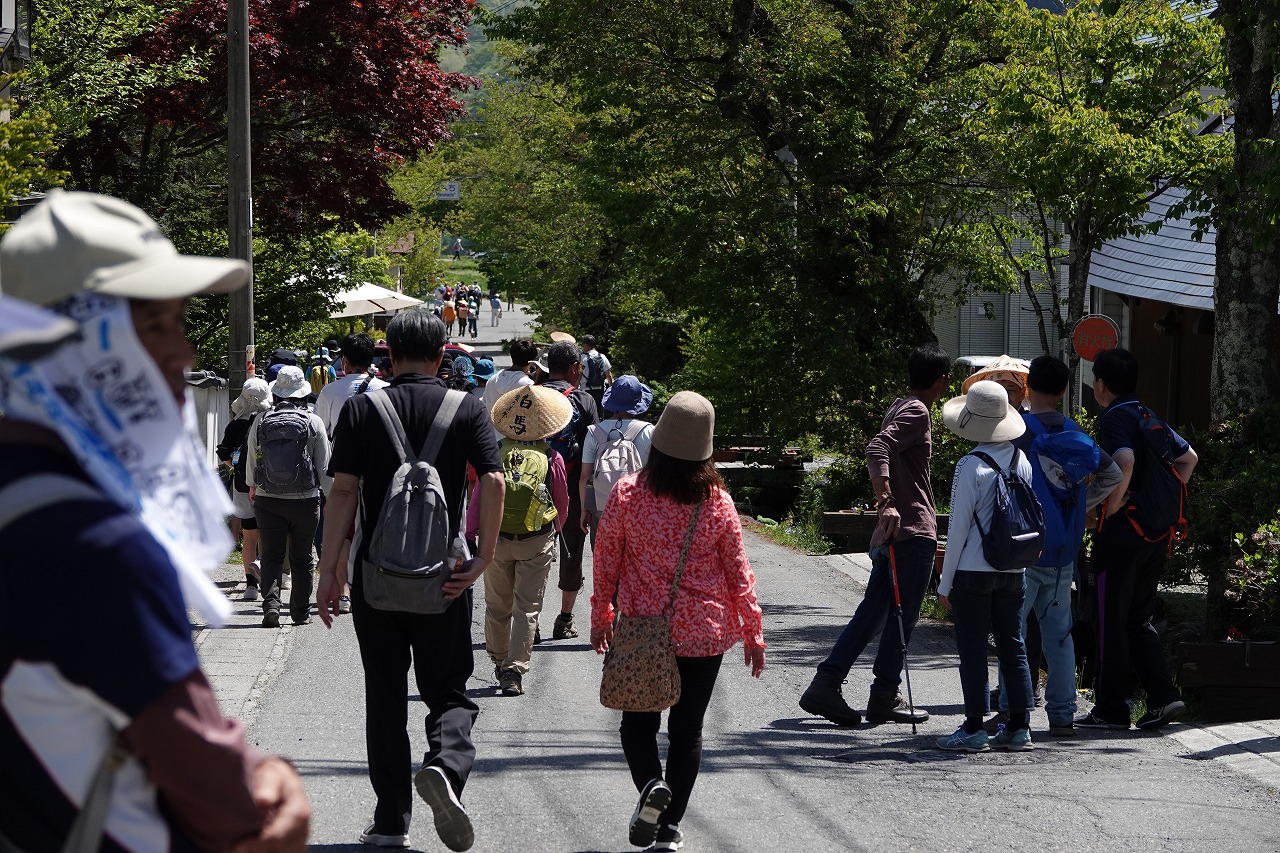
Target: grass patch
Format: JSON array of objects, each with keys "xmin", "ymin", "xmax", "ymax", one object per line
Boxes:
[{"xmin": 746, "ymin": 514, "xmax": 832, "ymax": 555}]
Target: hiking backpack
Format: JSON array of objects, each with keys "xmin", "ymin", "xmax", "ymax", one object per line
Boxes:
[
  {"xmin": 254, "ymin": 406, "xmax": 317, "ymax": 492},
  {"xmin": 547, "ymin": 387, "xmax": 584, "ymax": 465},
  {"xmin": 1025, "ymin": 417, "xmax": 1100, "ymax": 568},
  {"xmin": 361, "ymin": 389, "xmax": 465, "ymax": 614},
  {"xmin": 591, "ymin": 420, "xmax": 646, "ymax": 509},
  {"xmin": 970, "ymin": 449, "xmax": 1046, "ymax": 571},
  {"xmin": 585, "ymin": 352, "xmax": 605, "ymax": 389},
  {"xmin": 1114, "ymin": 403, "xmax": 1189, "ymax": 544},
  {"xmin": 499, "ymin": 439, "xmax": 558, "ymax": 534}
]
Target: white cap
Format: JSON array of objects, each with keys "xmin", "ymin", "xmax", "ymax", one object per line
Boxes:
[{"xmin": 0, "ymin": 190, "xmax": 249, "ymax": 306}]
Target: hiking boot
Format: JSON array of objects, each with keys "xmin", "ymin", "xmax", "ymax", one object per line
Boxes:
[
  {"xmin": 1074, "ymin": 710, "xmax": 1130, "ymax": 730},
  {"xmin": 1135, "ymin": 700, "xmax": 1186, "ymax": 731},
  {"xmin": 936, "ymin": 726, "xmax": 990, "ymax": 752},
  {"xmin": 1048, "ymin": 720, "xmax": 1075, "ymax": 737},
  {"xmin": 982, "ymin": 712, "xmax": 1010, "ymax": 735},
  {"xmin": 649, "ymin": 824, "xmax": 684, "ymax": 852},
  {"xmin": 533, "ymin": 625, "xmax": 543, "ymax": 645},
  {"xmin": 262, "ymin": 609, "xmax": 280, "ymax": 628},
  {"xmin": 799, "ymin": 671, "xmax": 862, "ymax": 727},
  {"xmin": 991, "ymin": 726, "xmax": 1034, "ymax": 751},
  {"xmin": 553, "ymin": 612, "xmax": 578, "ymax": 640},
  {"xmin": 865, "ymin": 691, "xmax": 929, "ymax": 724},
  {"xmin": 414, "ymin": 765, "xmax": 474, "ymax": 852},
  {"xmin": 629, "ymin": 778, "xmax": 672, "ymax": 847},
  {"xmin": 498, "ymin": 669, "xmax": 523, "ymax": 696},
  {"xmin": 359, "ymin": 824, "xmax": 410, "ymax": 848}
]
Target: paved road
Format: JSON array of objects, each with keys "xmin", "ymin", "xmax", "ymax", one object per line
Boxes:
[{"xmin": 195, "ymin": 303, "xmax": 1280, "ymax": 851}]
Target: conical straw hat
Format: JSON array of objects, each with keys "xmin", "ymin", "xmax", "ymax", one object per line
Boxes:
[{"xmin": 491, "ymin": 385, "xmax": 574, "ymax": 441}]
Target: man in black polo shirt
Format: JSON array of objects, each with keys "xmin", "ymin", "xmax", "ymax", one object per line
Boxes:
[
  {"xmin": 317, "ymin": 310, "xmax": 503, "ymax": 852},
  {"xmin": 1076, "ymin": 347, "xmax": 1197, "ymax": 732}
]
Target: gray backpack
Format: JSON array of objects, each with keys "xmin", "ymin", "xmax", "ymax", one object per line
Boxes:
[
  {"xmin": 254, "ymin": 406, "xmax": 317, "ymax": 492},
  {"xmin": 361, "ymin": 388, "xmax": 465, "ymax": 613}
]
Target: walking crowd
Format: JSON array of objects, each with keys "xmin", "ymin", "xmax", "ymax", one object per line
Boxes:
[{"xmin": 0, "ymin": 190, "xmax": 1198, "ymax": 853}]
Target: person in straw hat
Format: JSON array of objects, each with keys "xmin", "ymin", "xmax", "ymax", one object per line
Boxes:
[
  {"xmin": 591, "ymin": 391, "xmax": 765, "ymax": 853},
  {"xmin": 469, "ymin": 385, "xmax": 572, "ymax": 697},
  {"xmin": 961, "ymin": 354, "xmax": 1030, "ymax": 410},
  {"xmin": 934, "ymin": 379, "xmax": 1037, "ymax": 753}
]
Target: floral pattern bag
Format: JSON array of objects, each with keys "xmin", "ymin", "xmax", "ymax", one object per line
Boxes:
[{"xmin": 599, "ymin": 502, "xmax": 703, "ymax": 712}]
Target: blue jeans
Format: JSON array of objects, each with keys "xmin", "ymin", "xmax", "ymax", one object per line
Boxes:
[
  {"xmin": 950, "ymin": 570, "xmax": 1033, "ymax": 726},
  {"xmin": 999, "ymin": 563, "xmax": 1076, "ymax": 725},
  {"xmin": 818, "ymin": 537, "xmax": 934, "ymax": 696}
]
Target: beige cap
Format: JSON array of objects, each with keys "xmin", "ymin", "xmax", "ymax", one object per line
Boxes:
[
  {"xmin": 0, "ymin": 190, "xmax": 249, "ymax": 306},
  {"xmin": 491, "ymin": 385, "xmax": 573, "ymax": 441},
  {"xmin": 942, "ymin": 380, "xmax": 1026, "ymax": 443},
  {"xmin": 268, "ymin": 366, "xmax": 310, "ymax": 400},
  {"xmin": 651, "ymin": 391, "xmax": 715, "ymax": 461}
]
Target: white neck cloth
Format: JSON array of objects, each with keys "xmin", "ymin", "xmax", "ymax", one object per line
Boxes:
[{"xmin": 0, "ymin": 293, "xmax": 233, "ymax": 625}]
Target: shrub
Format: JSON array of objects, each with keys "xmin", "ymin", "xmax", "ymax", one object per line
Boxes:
[{"xmin": 1226, "ymin": 513, "xmax": 1280, "ymax": 640}]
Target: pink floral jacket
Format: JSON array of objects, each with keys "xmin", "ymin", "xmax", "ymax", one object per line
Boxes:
[{"xmin": 591, "ymin": 474, "xmax": 765, "ymax": 657}]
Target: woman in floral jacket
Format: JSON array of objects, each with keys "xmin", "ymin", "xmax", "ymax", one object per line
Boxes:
[{"xmin": 591, "ymin": 391, "xmax": 766, "ymax": 853}]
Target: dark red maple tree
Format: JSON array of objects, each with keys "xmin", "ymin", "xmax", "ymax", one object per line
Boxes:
[{"xmin": 57, "ymin": 0, "xmax": 475, "ymax": 235}]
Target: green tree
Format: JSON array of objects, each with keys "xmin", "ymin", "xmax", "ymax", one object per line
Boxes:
[
  {"xmin": 482, "ymin": 0, "xmax": 1017, "ymax": 445},
  {"xmin": 983, "ymin": 0, "xmax": 1227, "ymax": 409}
]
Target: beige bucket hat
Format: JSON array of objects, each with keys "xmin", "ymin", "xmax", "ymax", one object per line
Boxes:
[
  {"xmin": 491, "ymin": 385, "xmax": 573, "ymax": 441},
  {"xmin": 942, "ymin": 380, "xmax": 1026, "ymax": 443},
  {"xmin": 651, "ymin": 391, "xmax": 716, "ymax": 461}
]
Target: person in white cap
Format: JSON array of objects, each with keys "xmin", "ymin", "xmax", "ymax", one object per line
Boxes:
[
  {"xmin": 934, "ymin": 380, "xmax": 1038, "ymax": 753},
  {"xmin": 246, "ymin": 364, "xmax": 330, "ymax": 628},
  {"xmin": 218, "ymin": 376, "xmax": 273, "ymax": 601},
  {"xmin": 0, "ymin": 190, "xmax": 310, "ymax": 851}
]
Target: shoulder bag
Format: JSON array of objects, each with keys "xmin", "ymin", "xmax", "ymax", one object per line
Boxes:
[{"xmin": 599, "ymin": 501, "xmax": 703, "ymax": 712}]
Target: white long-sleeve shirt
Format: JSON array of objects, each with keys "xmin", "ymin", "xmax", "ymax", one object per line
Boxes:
[{"xmin": 936, "ymin": 441, "xmax": 1033, "ymax": 597}]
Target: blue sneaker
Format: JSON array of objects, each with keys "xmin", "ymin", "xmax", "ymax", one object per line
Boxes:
[
  {"xmin": 936, "ymin": 726, "xmax": 990, "ymax": 752},
  {"xmin": 992, "ymin": 726, "xmax": 1034, "ymax": 751}
]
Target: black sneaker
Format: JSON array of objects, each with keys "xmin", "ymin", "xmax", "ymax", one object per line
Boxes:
[
  {"xmin": 1135, "ymin": 700, "xmax": 1186, "ymax": 730},
  {"xmin": 1074, "ymin": 710, "xmax": 1130, "ymax": 729},
  {"xmin": 533, "ymin": 625, "xmax": 543, "ymax": 645},
  {"xmin": 629, "ymin": 779, "xmax": 672, "ymax": 847},
  {"xmin": 262, "ymin": 609, "xmax": 280, "ymax": 628},
  {"xmin": 414, "ymin": 765, "xmax": 474, "ymax": 852},
  {"xmin": 553, "ymin": 612, "xmax": 579, "ymax": 640},
  {"xmin": 982, "ymin": 712, "xmax": 1010, "ymax": 735},
  {"xmin": 649, "ymin": 824, "xmax": 684, "ymax": 852}
]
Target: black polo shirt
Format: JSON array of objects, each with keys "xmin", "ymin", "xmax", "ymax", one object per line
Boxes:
[
  {"xmin": 1095, "ymin": 394, "xmax": 1190, "ymax": 544},
  {"xmin": 329, "ymin": 373, "xmax": 502, "ymax": 564}
]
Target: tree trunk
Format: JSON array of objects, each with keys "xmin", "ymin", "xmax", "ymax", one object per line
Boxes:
[{"xmin": 1214, "ymin": 3, "xmax": 1280, "ymax": 423}]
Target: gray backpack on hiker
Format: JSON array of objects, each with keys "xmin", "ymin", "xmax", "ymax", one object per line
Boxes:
[
  {"xmin": 254, "ymin": 406, "xmax": 317, "ymax": 492},
  {"xmin": 361, "ymin": 389, "xmax": 466, "ymax": 614}
]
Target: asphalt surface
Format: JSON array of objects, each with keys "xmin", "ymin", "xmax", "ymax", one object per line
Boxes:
[{"xmin": 196, "ymin": 300, "xmax": 1280, "ymax": 852}]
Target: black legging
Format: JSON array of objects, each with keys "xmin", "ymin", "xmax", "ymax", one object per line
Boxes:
[{"xmin": 619, "ymin": 654, "xmax": 723, "ymax": 828}]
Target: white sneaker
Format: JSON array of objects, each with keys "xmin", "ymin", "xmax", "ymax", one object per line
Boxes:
[
  {"xmin": 281, "ymin": 573, "xmax": 291, "ymax": 590},
  {"xmin": 414, "ymin": 765, "xmax": 474, "ymax": 851},
  {"xmin": 359, "ymin": 824, "xmax": 409, "ymax": 848},
  {"xmin": 242, "ymin": 585, "xmax": 259, "ymax": 602}
]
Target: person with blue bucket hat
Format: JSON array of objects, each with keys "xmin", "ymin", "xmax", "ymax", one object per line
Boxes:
[{"xmin": 579, "ymin": 375, "xmax": 656, "ymax": 544}]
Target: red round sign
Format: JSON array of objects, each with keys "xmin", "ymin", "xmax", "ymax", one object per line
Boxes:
[{"xmin": 1072, "ymin": 315, "xmax": 1120, "ymax": 362}]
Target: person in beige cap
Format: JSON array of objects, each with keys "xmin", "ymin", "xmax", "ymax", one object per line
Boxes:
[
  {"xmin": 590, "ymin": 390, "xmax": 765, "ymax": 853},
  {"xmin": 961, "ymin": 354, "xmax": 1031, "ymax": 409},
  {"xmin": 468, "ymin": 385, "xmax": 572, "ymax": 697},
  {"xmin": 934, "ymin": 380, "xmax": 1037, "ymax": 753},
  {"xmin": 0, "ymin": 190, "xmax": 310, "ymax": 851}
]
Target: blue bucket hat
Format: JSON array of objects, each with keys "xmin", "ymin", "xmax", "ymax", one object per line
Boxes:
[
  {"xmin": 601, "ymin": 375, "xmax": 652, "ymax": 415},
  {"xmin": 471, "ymin": 358, "xmax": 496, "ymax": 381}
]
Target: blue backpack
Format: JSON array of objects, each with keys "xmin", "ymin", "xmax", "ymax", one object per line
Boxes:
[
  {"xmin": 970, "ymin": 449, "xmax": 1046, "ymax": 572},
  {"xmin": 1024, "ymin": 416, "xmax": 1100, "ymax": 568}
]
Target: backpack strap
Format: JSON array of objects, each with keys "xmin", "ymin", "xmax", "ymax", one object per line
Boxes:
[
  {"xmin": 969, "ymin": 450, "xmax": 1003, "ymax": 474},
  {"xmin": 418, "ymin": 389, "xmax": 466, "ymax": 467},
  {"xmin": 367, "ymin": 390, "xmax": 413, "ymax": 465},
  {"xmin": 0, "ymin": 473, "xmax": 105, "ymax": 532}
]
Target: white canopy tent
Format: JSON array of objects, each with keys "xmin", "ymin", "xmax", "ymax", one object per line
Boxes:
[{"xmin": 330, "ymin": 281, "xmax": 423, "ymax": 318}]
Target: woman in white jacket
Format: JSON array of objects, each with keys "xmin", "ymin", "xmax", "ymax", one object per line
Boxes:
[{"xmin": 935, "ymin": 380, "xmax": 1037, "ymax": 753}]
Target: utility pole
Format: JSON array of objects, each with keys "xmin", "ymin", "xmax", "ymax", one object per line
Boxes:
[{"xmin": 227, "ymin": 0, "xmax": 254, "ymax": 399}]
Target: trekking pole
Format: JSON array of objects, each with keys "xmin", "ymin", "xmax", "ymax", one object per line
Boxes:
[{"xmin": 888, "ymin": 540, "xmax": 918, "ymax": 735}]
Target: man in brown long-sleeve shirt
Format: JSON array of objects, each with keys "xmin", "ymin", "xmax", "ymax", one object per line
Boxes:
[{"xmin": 800, "ymin": 343, "xmax": 952, "ymax": 727}]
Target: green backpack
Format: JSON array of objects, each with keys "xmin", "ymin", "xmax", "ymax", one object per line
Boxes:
[{"xmin": 500, "ymin": 439, "xmax": 558, "ymax": 534}]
